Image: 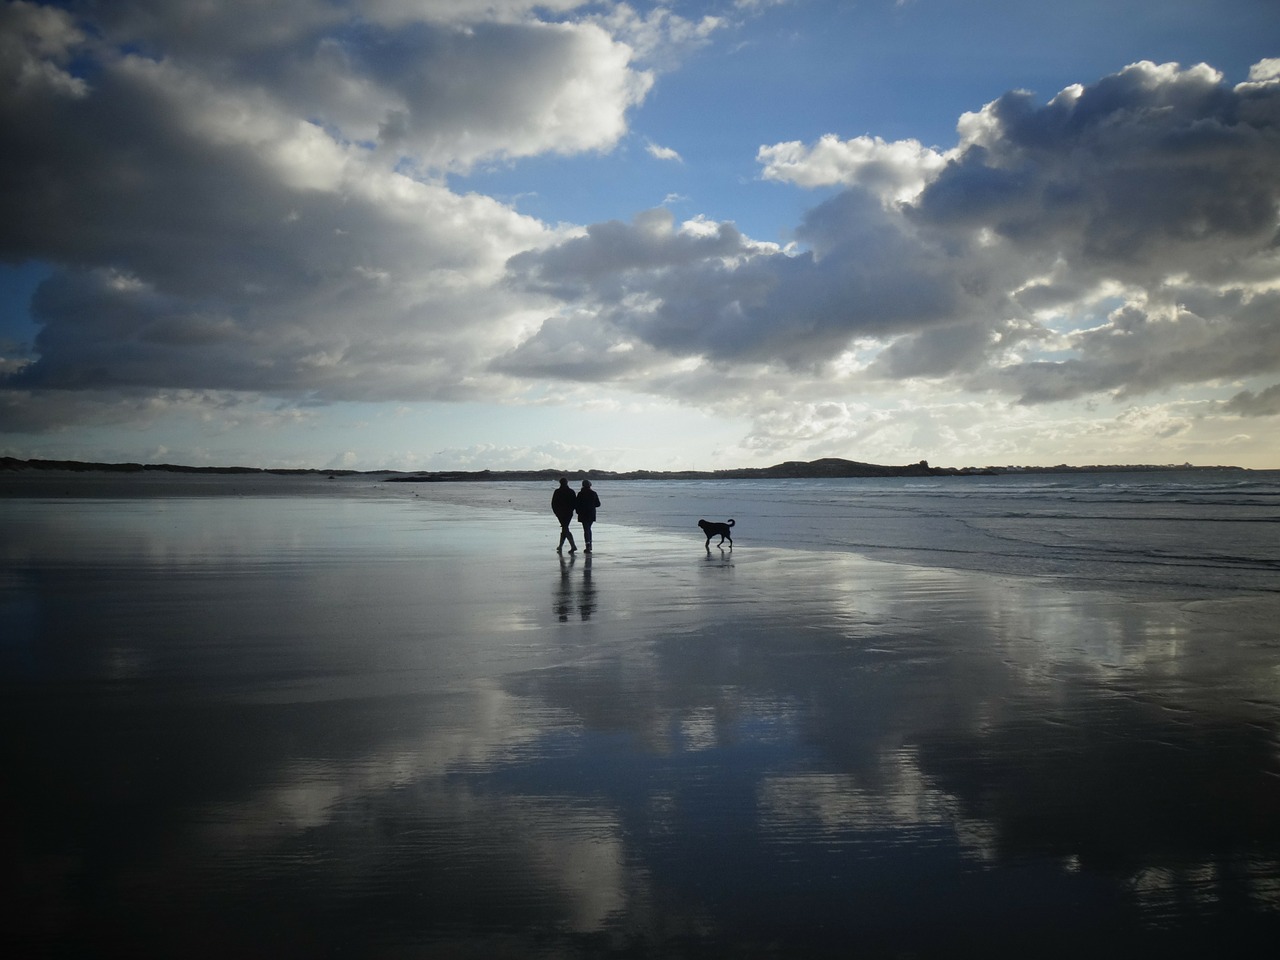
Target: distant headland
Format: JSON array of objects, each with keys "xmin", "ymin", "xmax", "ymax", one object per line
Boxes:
[{"xmin": 0, "ymin": 456, "xmax": 1249, "ymax": 481}]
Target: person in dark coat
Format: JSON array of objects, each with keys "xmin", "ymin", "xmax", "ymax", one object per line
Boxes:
[
  {"xmin": 576, "ymin": 479, "xmax": 601, "ymax": 553},
  {"xmin": 552, "ymin": 477, "xmax": 577, "ymax": 552}
]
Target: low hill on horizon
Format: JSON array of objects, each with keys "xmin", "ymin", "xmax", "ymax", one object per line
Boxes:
[{"xmin": 0, "ymin": 455, "xmax": 1247, "ymax": 480}]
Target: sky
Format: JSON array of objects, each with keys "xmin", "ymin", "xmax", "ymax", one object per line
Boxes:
[{"xmin": 2, "ymin": 0, "xmax": 1279, "ymax": 472}]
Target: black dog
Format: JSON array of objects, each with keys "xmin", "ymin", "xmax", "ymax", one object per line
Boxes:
[{"xmin": 698, "ymin": 518, "xmax": 735, "ymax": 547}]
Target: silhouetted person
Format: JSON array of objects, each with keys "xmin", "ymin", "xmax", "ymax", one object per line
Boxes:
[
  {"xmin": 552, "ymin": 477, "xmax": 577, "ymax": 553},
  {"xmin": 576, "ymin": 479, "xmax": 600, "ymax": 552}
]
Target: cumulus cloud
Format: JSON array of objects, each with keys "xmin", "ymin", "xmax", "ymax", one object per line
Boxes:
[
  {"xmin": 511, "ymin": 59, "xmax": 1280, "ymax": 410},
  {"xmin": 978, "ymin": 291, "xmax": 1280, "ymax": 404},
  {"xmin": 490, "ymin": 309, "xmax": 667, "ymax": 382},
  {"xmin": 1224, "ymin": 383, "xmax": 1280, "ymax": 417},
  {"xmin": 506, "ymin": 191, "xmax": 995, "ymax": 371},
  {"xmin": 758, "ymin": 133, "xmax": 948, "ymax": 202},
  {"xmin": 646, "ymin": 140, "xmax": 683, "ymax": 162},
  {"xmin": 0, "ymin": 0, "xmax": 674, "ymax": 427},
  {"xmin": 592, "ymin": 1, "xmax": 724, "ymax": 69},
  {"xmin": 3, "ymin": 0, "xmax": 1279, "ymax": 466},
  {"xmin": 918, "ymin": 61, "xmax": 1280, "ymax": 282},
  {"xmin": 52, "ymin": 2, "xmax": 652, "ymax": 171}
]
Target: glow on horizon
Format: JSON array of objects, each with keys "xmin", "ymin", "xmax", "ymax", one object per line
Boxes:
[{"xmin": 1, "ymin": 2, "xmax": 1279, "ymax": 471}]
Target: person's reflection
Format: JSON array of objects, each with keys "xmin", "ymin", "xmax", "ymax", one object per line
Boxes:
[
  {"xmin": 554, "ymin": 553, "xmax": 597, "ymax": 621},
  {"xmin": 556, "ymin": 553, "xmax": 575, "ymax": 621},
  {"xmin": 579, "ymin": 555, "xmax": 596, "ymax": 621}
]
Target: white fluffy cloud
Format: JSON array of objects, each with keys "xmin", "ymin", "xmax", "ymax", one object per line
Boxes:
[
  {"xmin": 758, "ymin": 133, "xmax": 948, "ymax": 202},
  {"xmin": 646, "ymin": 140, "xmax": 683, "ymax": 162}
]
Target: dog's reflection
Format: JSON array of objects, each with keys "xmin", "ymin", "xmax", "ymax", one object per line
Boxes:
[
  {"xmin": 555, "ymin": 553, "xmax": 597, "ymax": 621},
  {"xmin": 704, "ymin": 544, "xmax": 734, "ymax": 567}
]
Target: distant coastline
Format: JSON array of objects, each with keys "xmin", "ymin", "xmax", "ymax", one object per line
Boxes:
[{"xmin": 0, "ymin": 455, "xmax": 1252, "ymax": 482}]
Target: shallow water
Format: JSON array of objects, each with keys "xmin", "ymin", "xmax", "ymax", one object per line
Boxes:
[
  {"xmin": 399, "ymin": 469, "xmax": 1280, "ymax": 595},
  {"xmin": 3, "ymin": 486, "xmax": 1280, "ymax": 957}
]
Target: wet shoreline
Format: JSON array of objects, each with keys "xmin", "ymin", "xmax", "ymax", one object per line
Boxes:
[{"xmin": 3, "ymin": 489, "xmax": 1279, "ymax": 957}]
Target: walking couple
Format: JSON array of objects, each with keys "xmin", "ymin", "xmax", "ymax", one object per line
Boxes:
[{"xmin": 552, "ymin": 477, "xmax": 601, "ymax": 554}]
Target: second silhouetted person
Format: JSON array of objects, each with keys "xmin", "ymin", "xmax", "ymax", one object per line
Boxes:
[{"xmin": 576, "ymin": 479, "xmax": 601, "ymax": 553}]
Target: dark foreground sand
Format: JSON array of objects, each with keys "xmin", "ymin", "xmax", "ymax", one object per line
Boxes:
[{"xmin": 3, "ymin": 485, "xmax": 1279, "ymax": 957}]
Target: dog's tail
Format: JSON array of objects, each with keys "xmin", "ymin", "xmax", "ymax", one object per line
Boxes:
[{"xmin": 727, "ymin": 519, "xmax": 735, "ymax": 527}]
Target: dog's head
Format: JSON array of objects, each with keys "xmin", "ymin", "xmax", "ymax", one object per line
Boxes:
[{"xmin": 697, "ymin": 519, "xmax": 711, "ymax": 531}]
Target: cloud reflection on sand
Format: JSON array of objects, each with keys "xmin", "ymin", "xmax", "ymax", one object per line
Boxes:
[{"xmin": 4, "ymin": 490, "xmax": 1280, "ymax": 955}]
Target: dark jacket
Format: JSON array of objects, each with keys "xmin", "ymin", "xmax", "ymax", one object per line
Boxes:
[
  {"xmin": 552, "ymin": 486, "xmax": 576, "ymax": 523},
  {"xmin": 575, "ymin": 488, "xmax": 600, "ymax": 523}
]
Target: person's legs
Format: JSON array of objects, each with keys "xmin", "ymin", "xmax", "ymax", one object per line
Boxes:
[
  {"xmin": 582, "ymin": 520, "xmax": 593, "ymax": 551},
  {"xmin": 558, "ymin": 521, "xmax": 577, "ymax": 551}
]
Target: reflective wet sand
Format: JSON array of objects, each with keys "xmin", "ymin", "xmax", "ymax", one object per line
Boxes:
[{"xmin": 3, "ymin": 491, "xmax": 1279, "ymax": 957}]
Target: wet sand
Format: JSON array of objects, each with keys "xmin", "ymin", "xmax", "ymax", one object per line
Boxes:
[{"xmin": 3, "ymin": 483, "xmax": 1279, "ymax": 957}]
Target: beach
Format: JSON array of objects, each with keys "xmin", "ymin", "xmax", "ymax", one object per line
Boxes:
[{"xmin": 3, "ymin": 471, "xmax": 1279, "ymax": 957}]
